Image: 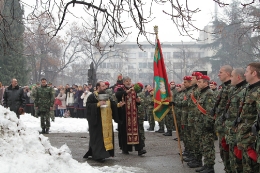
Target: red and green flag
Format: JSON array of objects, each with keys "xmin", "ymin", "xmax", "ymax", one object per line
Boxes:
[{"xmin": 153, "ymin": 38, "xmax": 171, "ymax": 122}]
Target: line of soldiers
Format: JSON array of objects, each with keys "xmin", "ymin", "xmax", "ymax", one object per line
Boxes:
[{"xmin": 173, "ymin": 63, "xmax": 260, "ymax": 173}]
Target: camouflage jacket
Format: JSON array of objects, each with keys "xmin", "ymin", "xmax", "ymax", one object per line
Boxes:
[
  {"xmin": 224, "ymin": 80, "xmax": 247, "ymax": 144},
  {"xmin": 137, "ymin": 91, "xmax": 147, "ymax": 118},
  {"xmin": 237, "ymin": 81, "xmax": 260, "ymax": 149},
  {"xmin": 181, "ymin": 86, "xmax": 194, "ymax": 108},
  {"xmin": 146, "ymin": 93, "xmax": 154, "ymax": 109},
  {"xmin": 34, "ymin": 85, "xmax": 55, "ymax": 112},
  {"xmin": 215, "ymin": 80, "xmax": 232, "ymax": 134},
  {"xmin": 197, "ymin": 86, "xmax": 214, "ymax": 128}
]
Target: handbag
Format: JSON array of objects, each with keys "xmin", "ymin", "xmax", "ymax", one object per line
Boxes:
[{"xmin": 54, "ymin": 98, "xmax": 62, "ymax": 106}]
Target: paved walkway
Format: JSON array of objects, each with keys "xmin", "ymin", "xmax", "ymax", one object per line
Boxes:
[{"xmin": 47, "ymin": 131, "xmax": 225, "ymax": 173}]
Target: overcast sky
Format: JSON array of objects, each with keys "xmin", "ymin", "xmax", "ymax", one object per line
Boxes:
[{"xmin": 21, "ymin": 0, "xmax": 225, "ymax": 43}]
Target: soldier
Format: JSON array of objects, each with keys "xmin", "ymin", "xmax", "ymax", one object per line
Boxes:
[
  {"xmin": 214, "ymin": 65, "xmax": 233, "ymax": 173},
  {"xmin": 48, "ymin": 82, "xmax": 55, "ymax": 122},
  {"xmin": 209, "ymin": 81, "xmax": 218, "ymax": 97},
  {"xmin": 180, "ymin": 76, "xmax": 193, "ymax": 158},
  {"xmin": 194, "ymin": 75, "xmax": 215, "ymax": 173},
  {"xmin": 173, "ymin": 84, "xmax": 184, "ymax": 141},
  {"xmin": 185, "ymin": 71, "xmax": 203, "ymax": 168},
  {"xmin": 224, "ymin": 68, "xmax": 247, "ymax": 173},
  {"xmin": 236, "ymin": 63, "xmax": 260, "ymax": 172},
  {"xmin": 136, "ymin": 82, "xmax": 146, "ymax": 150},
  {"xmin": 34, "ymin": 78, "xmax": 55, "ymax": 134},
  {"xmin": 163, "ymin": 81, "xmax": 176, "ymax": 136},
  {"xmin": 147, "ymin": 88, "xmax": 155, "ymax": 131}
]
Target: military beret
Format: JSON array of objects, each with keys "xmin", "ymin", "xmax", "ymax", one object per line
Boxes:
[
  {"xmin": 197, "ymin": 75, "xmax": 210, "ymax": 81},
  {"xmin": 148, "ymin": 88, "xmax": 154, "ymax": 93},
  {"xmin": 210, "ymin": 81, "xmax": 217, "ymax": 86},
  {"xmin": 137, "ymin": 82, "xmax": 143, "ymax": 88},
  {"xmin": 105, "ymin": 81, "xmax": 110, "ymax": 86},
  {"xmin": 192, "ymin": 71, "xmax": 203, "ymax": 77},
  {"xmin": 176, "ymin": 84, "xmax": 181, "ymax": 88},
  {"xmin": 170, "ymin": 81, "xmax": 175, "ymax": 85},
  {"xmin": 183, "ymin": 76, "xmax": 192, "ymax": 81}
]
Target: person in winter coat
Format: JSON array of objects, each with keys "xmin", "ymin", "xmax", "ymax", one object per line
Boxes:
[
  {"xmin": 3, "ymin": 78, "xmax": 26, "ymax": 119},
  {"xmin": 57, "ymin": 88, "xmax": 66, "ymax": 117}
]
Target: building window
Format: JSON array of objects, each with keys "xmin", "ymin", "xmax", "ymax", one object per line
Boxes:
[
  {"xmin": 138, "ymin": 52, "xmax": 148, "ymax": 58},
  {"xmin": 139, "ymin": 62, "xmax": 147, "ymax": 68}
]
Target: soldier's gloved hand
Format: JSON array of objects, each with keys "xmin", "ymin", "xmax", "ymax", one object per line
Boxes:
[{"xmin": 169, "ymin": 102, "xmax": 175, "ymax": 106}]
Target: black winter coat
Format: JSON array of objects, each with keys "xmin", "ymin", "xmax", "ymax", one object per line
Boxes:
[{"xmin": 3, "ymin": 85, "xmax": 26, "ymax": 116}]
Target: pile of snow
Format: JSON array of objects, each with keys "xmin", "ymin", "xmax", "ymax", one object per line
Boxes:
[{"xmin": 0, "ymin": 106, "xmax": 145, "ymax": 173}]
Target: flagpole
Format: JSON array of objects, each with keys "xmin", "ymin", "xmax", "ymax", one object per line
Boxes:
[
  {"xmin": 154, "ymin": 25, "xmax": 183, "ymax": 164},
  {"xmin": 171, "ymin": 104, "xmax": 183, "ymax": 163}
]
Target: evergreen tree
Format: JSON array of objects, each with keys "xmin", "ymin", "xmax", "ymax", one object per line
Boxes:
[
  {"xmin": 202, "ymin": 1, "xmax": 258, "ymax": 81},
  {"xmin": 0, "ymin": 0, "xmax": 27, "ymax": 86}
]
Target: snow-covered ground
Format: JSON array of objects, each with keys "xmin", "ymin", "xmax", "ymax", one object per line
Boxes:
[{"xmin": 0, "ymin": 106, "xmax": 157, "ymax": 173}]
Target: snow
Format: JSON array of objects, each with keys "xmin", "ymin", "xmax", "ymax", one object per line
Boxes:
[{"xmin": 0, "ymin": 106, "xmax": 150, "ymax": 173}]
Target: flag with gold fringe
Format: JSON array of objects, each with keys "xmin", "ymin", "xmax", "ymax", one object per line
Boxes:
[{"xmin": 153, "ymin": 38, "xmax": 171, "ymax": 122}]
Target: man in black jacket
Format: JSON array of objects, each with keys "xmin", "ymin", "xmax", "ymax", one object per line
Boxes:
[{"xmin": 3, "ymin": 78, "xmax": 26, "ymax": 119}]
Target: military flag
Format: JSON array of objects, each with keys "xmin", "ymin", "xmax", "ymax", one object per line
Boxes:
[{"xmin": 153, "ymin": 37, "xmax": 171, "ymax": 122}]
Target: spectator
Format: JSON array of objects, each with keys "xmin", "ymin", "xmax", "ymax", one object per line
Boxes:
[
  {"xmin": 3, "ymin": 78, "xmax": 26, "ymax": 119},
  {"xmin": 57, "ymin": 88, "xmax": 66, "ymax": 117}
]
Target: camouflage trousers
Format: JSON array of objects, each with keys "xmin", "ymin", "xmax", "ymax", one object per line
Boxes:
[
  {"xmin": 39, "ymin": 111, "xmax": 51, "ymax": 129},
  {"xmin": 242, "ymin": 148, "xmax": 259, "ymax": 173},
  {"xmin": 50, "ymin": 110, "xmax": 55, "ymax": 121},
  {"xmin": 193, "ymin": 120, "xmax": 202, "ymax": 160},
  {"xmin": 229, "ymin": 144, "xmax": 243, "ymax": 173},
  {"xmin": 201, "ymin": 131, "xmax": 215, "ymax": 166},
  {"xmin": 147, "ymin": 107, "xmax": 155, "ymax": 129},
  {"xmin": 175, "ymin": 110, "xmax": 182, "ymax": 139},
  {"xmin": 218, "ymin": 134, "xmax": 232, "ymax": 173},
  {"xmin": 138, "ymin": 117, "xmax": 145, "ymax": 148},
  {"xmin": 164, "ymin": 112, "xmax": 173, "ymax": 131}
]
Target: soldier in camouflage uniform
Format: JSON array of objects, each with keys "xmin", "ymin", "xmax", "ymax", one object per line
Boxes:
[
  {"xmin": 173, "ymin": 84, "xmax": 183, "ymax": 140},
  {"xmin": 163, "ymin": 81, "xmax": 176, "ymax": 136},
  {"xmin": 224, "ymin": 68, "xmax": 247, "ymax": 173},
  {"xmin": 48, "ymin": 82, "xmax": 55, "ymax": 122},
  {"xmin": 136, "ymin": 82, "xmax": 146, "ymax": 149},
  {"xmin": 185, "ymin": 72, "xmax": 203, "ymax": 168},
  {"xmin": 35, "ymin": 78, "xmax": 55, "ymax": 134},
  {"xmin": 236, "ymin": 63, "xmax": 260, "ymax": 173},
  {"xmin": 31, "ymin": 82, "xmax": 40, "ymax": 118},
  {"xmin": 209, "ymin": 81, "xmax": 219, "ymax": 141},
  {"xmin": 180, "ymin": 76, "xmax": 193, "ymax": 158},
  {"xmin": 194, "ymin": 75, "xmax": 215, "ymax": 173},
  {"xmin": 147, "ymin": 88, "xmax": 155, "ymax": 131},
  {"xmin": 214, "ymin": 65, "xmax": 233, "ymax": 173}
]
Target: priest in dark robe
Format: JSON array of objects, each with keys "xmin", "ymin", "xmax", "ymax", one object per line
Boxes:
[
  {"xmin": 115, "ymin": 76, "xmax": 147, "ymax": 156},
  {"xmin": 83, "ymin": 81, "xmax": 121, "ymax": 162}
]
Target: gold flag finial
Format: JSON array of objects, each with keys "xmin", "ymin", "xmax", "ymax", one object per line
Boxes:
[{"xmin": 154, "ymin": 26, "xmax": 158, "ymax": 39}]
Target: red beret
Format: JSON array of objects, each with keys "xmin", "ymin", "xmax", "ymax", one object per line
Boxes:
[
  {"xmin": 210, "ymin": 81, "xmax": 217, "ymax": 86},
  {"xmin": 176, "ymin": 84, "xmax": 181, "ymax": 88},
  {"xmin": 105, "ymin": 81, "xmax": 110, "ymax": 86},
  {"xmin": 148, "ymin": 88, "xmax": 154, "ymax": 93},
  {"xmin": 137, "ymin": 82, "xmax": 143, "ymax": 88},
  {"xmin": 170, "ymin": 81, "xmax": 175, "ymax": 85},
  {"xmin": 197, "ymin": 75, "xmax": 210, "ymax": 81},
  {"xmin": 192, "ymin": 72, "xmax": 203, "ymax": 77},
  {"xmin": 183, "ymin": 76, "xmax": 192, "ymax": 81}
]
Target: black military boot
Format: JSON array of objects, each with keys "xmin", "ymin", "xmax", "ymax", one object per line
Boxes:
[
  {"xmin": 40, "ymin": 128, "xmax": 46, "ymax": 134},
  {"xmin": 183, "ymin": 156, "xmax": 195, "ymax": 162},
  {"xmin": 138, "ymin": 149, "xmax": 147, "ymax": 156},
  {"xmin": 147, "ymin": 127, "xmax": 154, "ymax": 131},
  {"xmin": 163, "ymin": 130, "xmax": 172, "ymax": 136},
  {"xmin": 45, "ymin": 128, "xmax": 49, "ymax": 134},
  {"xmin": 200, "ymin": 166, "xmax": 214, "ymax": 173},
  {"xmin": 187, "ymin": 160, "xmax": 202, "ymax": 168},
  {"xmin": 155, "ymin": 129, "xmax": 164, "ymax": 133},
  {"xmin": 195, "ymin": 165, "xmax": 207, "ymax": 172}
]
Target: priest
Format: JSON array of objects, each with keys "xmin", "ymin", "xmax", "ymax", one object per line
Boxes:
[{"xmin": 83, "ymin": 81, "xmax": 121, "ymax": 162}]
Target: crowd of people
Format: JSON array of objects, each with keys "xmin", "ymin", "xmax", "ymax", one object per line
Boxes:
[{"xmin": 1, "ymin": 62, "xmax": 260, "ymax": 173}]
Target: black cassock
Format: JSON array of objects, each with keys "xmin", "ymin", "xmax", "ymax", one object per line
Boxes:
[{"xmin": 83, "ymin": 93, "xmax": 119, "ymax": 160}]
